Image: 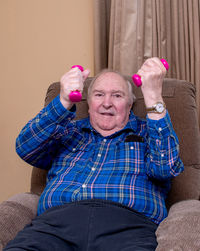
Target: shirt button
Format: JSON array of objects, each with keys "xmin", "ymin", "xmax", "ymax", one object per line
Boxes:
[
  {"xmin": 98, "ymin": 154, "xmax": 101, "ymax": 157},
  {"xmin": 161, "ymin": 153, "xmax": 165, "ymax": 157},
  {"xmin": 130, "ymin": 146, "xmax": 134, "ymax": 150},
  {"xmin": 103, "ymin": 139, "xmax": 107, "ymax": 142},
  {"xmin": 158, "ymin": 127, "xmax": 162, "ymax": 132},
  {"xmin": 72, "ymin": 148, "xmax": 76, "ymax": 152},
  {"xmin": 82, "ymin": 184, "xmax": 87, "ymax": 188},
  {"xmin": 91, "ymin": 167, "xmax": 96, "ymax": 171}
]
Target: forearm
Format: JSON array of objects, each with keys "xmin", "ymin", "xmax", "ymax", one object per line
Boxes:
[
  {"xmin": 146, "ymin": 111, "xmax": 184, "ymax": 180},
  {"xmin": 16, "ymin": 95, "xmax": 75, "ymax": 168}
]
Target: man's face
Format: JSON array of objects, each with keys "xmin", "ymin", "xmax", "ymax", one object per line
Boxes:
[{"xmin": 88, "ymin": 72, "xmax": 132, "ymax": 137}]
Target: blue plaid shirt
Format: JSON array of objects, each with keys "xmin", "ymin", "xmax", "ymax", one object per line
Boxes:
[{"xmin": 16, "ymin": 95, "xmax": 184, "ymax": 224}]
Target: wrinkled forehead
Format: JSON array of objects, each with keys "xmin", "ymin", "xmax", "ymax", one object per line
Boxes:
[{"xmin": 91, "ymin": 72, "xmax": 128, "ymax": 92}]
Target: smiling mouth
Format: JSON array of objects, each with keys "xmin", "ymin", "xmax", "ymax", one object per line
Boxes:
[{"xmin": 101, "ymin": 113, "xmax": 114, "ymax": 116}]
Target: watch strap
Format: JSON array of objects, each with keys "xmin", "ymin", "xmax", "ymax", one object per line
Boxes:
[{"xmin": 146, "ymin": 102, "xmax": 166, "ymax": 114}]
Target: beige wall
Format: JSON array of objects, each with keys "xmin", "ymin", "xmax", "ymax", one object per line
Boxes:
[{"xmin": 0, "ymin": 0, "xmax": 94, "ymax": 202}]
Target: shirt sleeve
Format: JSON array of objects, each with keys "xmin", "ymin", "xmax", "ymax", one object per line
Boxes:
[
  {"xmin": 145, "ymin": 111, "xmax": 184, "ymax": 180},
  {"xmin": 16, "ymin": 95, "xmax": 76, "ymax": 169}
]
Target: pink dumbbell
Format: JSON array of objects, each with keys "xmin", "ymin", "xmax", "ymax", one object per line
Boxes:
[
  {"xmin": 69, "ymin": 65, "xmax": 84, "ymax": 102},
  {"xmin": 132, "ymin": 59, "xmax": 169, "ymax": 87}
]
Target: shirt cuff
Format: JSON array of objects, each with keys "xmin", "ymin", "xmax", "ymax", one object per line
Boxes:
[
  {"xmin": 146, "ymin": 111, "xmax": 174, "ymax": 138},
  {"xmin": 45, "ymin": 95, "xmax": 76, "ymax": 126}
]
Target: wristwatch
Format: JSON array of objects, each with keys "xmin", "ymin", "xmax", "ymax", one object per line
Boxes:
[{"xmin": 146, "ymin": 102, "xmax": 166, "ymax": 114}]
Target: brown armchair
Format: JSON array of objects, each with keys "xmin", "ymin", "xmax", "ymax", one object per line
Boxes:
[{"xmin": 1, "ymin": 77, "xmax": 200, "ymax": 251}]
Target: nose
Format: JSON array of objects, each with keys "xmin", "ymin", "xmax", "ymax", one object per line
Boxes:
[{"xmin": 102, "ymin": 95, "xmax": 112, "ymax": 109}]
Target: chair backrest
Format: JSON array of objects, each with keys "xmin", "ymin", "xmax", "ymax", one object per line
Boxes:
[{"xmin": 31, "ymin": 77, "xmax": 200, "ymax": 208}]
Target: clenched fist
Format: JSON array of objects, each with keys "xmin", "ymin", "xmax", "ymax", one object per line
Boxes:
[{"xmin": 60, "ymin": 67, "xmax": 90, "ymax": 109}]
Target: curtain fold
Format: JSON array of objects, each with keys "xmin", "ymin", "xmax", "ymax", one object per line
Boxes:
[
  {"xmin": 94, "ymin": 0, "xmax": 200, "ymax": 122},
  {"xmin": 93, "ymin": 0, "xmax": 111, "ymax": 74}
]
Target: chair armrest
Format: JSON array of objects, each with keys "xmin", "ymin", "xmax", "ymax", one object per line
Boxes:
[
  {"xmin": 0, "ymin": 192, "xmax": 39, "ymax": 249},
  {"xmin": 156, "ymin": 200, "xmax": 200, "ymax": 251}
]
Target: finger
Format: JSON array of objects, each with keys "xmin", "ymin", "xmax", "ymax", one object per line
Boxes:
[
  {"xmin": 151, "ymin": 57, "xmax": 167, "ymax": 72},
  {"xmin": 82, "ymin": 69, "xmax": 90, "ymax": 82},
  {"xmin": 143, "ymin": 58, "xmax": 157, "ymax": 69}
]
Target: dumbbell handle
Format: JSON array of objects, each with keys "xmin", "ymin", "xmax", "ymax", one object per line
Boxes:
[
  {"xmin": 69, "ymin": 65, "xmax": 84, "ymax": 102},
  {"xmin": 132, "ymin": 59, "xmax": 169, "ymax": 87}
]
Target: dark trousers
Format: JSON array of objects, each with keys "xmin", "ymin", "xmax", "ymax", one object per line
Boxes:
[{"xmin": 4, "ymin": 199, "xmax": 158, "ymax": 251}]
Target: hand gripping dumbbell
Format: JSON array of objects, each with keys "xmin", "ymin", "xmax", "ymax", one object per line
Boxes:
[
  {"xmin": 68, "ymin": 65, "xmax": 84, "ymax": 102},
  {"xmin": 132, "ymin": 59, "xmax": 169, "ymax": 87}
]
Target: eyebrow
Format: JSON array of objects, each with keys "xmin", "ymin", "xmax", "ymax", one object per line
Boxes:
[{"xmin": 92, "ymin": 89, "xmax": 126, "ymax": 95}]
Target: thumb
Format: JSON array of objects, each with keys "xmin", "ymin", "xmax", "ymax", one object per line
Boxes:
[{"xmin": 82, "ymin": 69, "xmax": 90, "ymax": 82}]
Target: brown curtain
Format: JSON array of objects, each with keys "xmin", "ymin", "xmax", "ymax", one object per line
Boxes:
[{"xmin": 94, "ymin": 0, "xmax": 200, "ymax": 121}]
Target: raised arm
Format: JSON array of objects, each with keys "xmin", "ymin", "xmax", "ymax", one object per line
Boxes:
[
  {"xmin": 136, "ymin": 57, "xmax": 184, "ymax": 179},
  {"xmin": 16, "ymin": 67, "xmax": 90, "ymax": 169}
]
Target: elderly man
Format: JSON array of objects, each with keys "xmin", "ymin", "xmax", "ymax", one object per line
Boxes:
[{"xmin": 4, "ymin": 58, "xmax": 184, "ymax": 251}]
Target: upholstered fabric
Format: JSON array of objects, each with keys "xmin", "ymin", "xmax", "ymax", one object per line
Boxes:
[
  {"xmin": 156, "ymin": 200, "xmax": 200, "ymax": 251},
  {"xmin": 0, "ymin": 193, "xmax": 39, "ymax": 250}
]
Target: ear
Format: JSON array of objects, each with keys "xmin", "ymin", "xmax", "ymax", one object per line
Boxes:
[{"xmin": 128, "ymin": 103, "xmax": 132, "ymax": 114}]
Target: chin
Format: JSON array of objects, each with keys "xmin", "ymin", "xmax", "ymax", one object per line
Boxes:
[{"xmin": 99, "ymin": 125, "xmax": 115, "ymax": 132}]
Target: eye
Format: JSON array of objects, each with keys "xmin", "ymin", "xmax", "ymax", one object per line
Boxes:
[
  {"xmin": 113, "ymin": 94, "xmax": 122, "ymax": 98},
  {"xmin": 95, "ymin": 93, "xmax": 103, "ymax": 97}
]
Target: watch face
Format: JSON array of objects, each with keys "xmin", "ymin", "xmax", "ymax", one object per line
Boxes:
[
  {"xmin": 146, "ymin": 102, "xmax": 166, "ymax": 114},
  {"xmin": 156, "ymin": 102, "xmax": 165, "ymax": 113}
]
